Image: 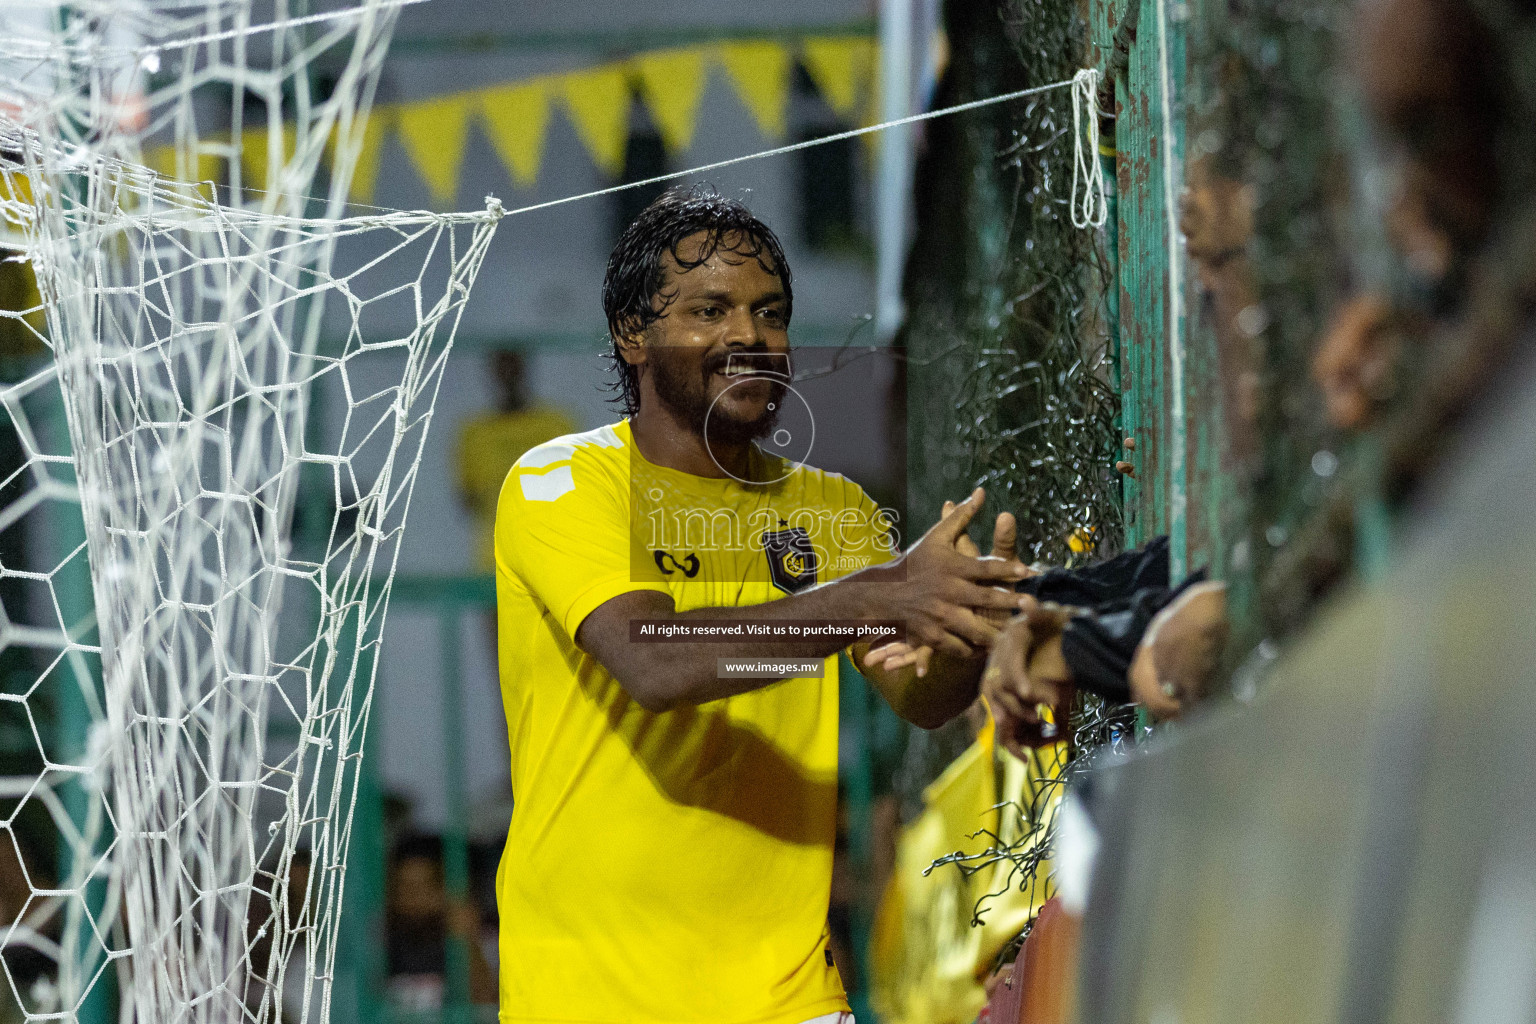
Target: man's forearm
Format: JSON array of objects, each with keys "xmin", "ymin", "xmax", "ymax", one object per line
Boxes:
[
  {"xmin": 863, "ymin": 647, "xmax": 986, "ymax": 729},
  {"xmin": 617, "ymin": 561, "xmax": 906, "ymax": 708}
]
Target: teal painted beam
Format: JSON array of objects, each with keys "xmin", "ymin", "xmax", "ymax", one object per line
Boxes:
[
  {"xmin": 384, "ymin": 573, "xmax": 496, "ymax": 607},
  {"xmin": 340, "ymin": 677, "xmax": 388, "ymax": 1024},
  {"xmin": 838, "ymin": 653, "xmax": 876, "ymax": 1022},
  {"xmin": 439, "ymin": 607, "xmax": 473, "ymax": 1022},
  {"xmin": 1098, "ymin": 0, "xmax": 1140, "ymax": 538}
]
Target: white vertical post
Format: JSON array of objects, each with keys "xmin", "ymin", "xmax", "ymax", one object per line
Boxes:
[
  {"xmin": 875, "ymin": 0, "xmax": 916, "ymax": 341},
  {"xmin": 1156, "ymin": 0, "xmax": 1188, "ymax": 579}
]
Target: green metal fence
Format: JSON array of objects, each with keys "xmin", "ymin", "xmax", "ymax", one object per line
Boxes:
[{"xmin": 1101, "ymin": 0, "xmax": 1386, "ymax": 644}]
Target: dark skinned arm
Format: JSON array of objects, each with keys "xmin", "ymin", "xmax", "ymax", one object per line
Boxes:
[
  {"xmin": 850, "ymin": 641, "xmax": 989, "ymax": 729},
  {"xmin": 574, "ymin": 489, "xmax": 1029, "ymax": 719}
]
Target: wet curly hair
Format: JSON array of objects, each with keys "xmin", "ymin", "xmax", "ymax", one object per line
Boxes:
[{"xmin": 601, "ymin": 184, "xmax": 793, "ymax": 416}]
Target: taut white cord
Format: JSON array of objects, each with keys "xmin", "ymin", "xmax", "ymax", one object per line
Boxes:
[{"xmin": 492, "ymin": 70, "xmax": 1103, "ymax": 224}]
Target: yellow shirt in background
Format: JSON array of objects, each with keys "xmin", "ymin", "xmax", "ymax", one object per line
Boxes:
[
  {"xmin": 868, "ymin": 720, "xmax": 1067, "ymax": 1024},
  {"xmin": 457, "ymin": 405, "xmax": 577, "ymax": 571},
  {"xmin": 494, "ymin": 418, "xmax": 894, "ymax": 1024}
]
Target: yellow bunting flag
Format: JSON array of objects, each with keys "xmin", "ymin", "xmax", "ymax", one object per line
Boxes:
[
  {"xmin": 800, "ymin": 35, "xmax": 877, "ymax": 120},
  {"xmin": 239, "ymin": 124, "xmax": 296, "ymax": 193},
  {"xmin": 479, "ymin": 79, "xmax": 551, "ymax": 187},
  {"xmin": 716, "ymin": 40, "xmax": 792, "ymax": 140},
  {"xmin": 561, "ymin": 65, "xmax": 632, "ymax": 177},
  {"xmin": 0, "ymin": 170, "xmax": 34, "ymax": 237},
  {"xmin": 634, "ymin": 48, "xmax": 708, "ymax": 154},
  {"xmin": 396, "ymin": 94, "xmax": 472, "ymax": 206}
]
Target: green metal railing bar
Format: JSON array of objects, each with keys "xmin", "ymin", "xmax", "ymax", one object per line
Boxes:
[
  {"xmin": 366, "ymin": 574, "xmax": 494, "ymax": 1024},
  {"xmin": 838, "ymin": 652, "xmax": 878, "ymax": 1022},
  {"xmin": 438, "ymin": 605, "xmax": 471, "ymax": 1024},
  {"xmin": 339, "ymin": 646, "xmax": 388, "ymax": 1024}
]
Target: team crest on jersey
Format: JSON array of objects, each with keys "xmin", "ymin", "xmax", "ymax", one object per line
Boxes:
[{"xmin": 761, "ymin": 521, "xmax": 819, "ymax": 594}]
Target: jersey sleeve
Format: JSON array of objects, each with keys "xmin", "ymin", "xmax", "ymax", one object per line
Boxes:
[{"xmin": 495, "ymin": 442, "xmax": 670, "ymax": 641}]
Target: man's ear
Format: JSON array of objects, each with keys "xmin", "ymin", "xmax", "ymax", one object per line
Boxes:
[{"xmin": 613, "ymin": 317, "xmax": 647, "ymax": 367}]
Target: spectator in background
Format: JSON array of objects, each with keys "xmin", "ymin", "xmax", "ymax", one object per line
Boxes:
[
  {"xmin": 455, "ymin": 351, "xmax": 576, "ymax": 573},
  {"xmin": 0, "ymin": 828, "xmax": 49, "ymax": 1024},
  {"xmin": 385, "ymin": 832, "xmax": 497, "ymax": 1011}
]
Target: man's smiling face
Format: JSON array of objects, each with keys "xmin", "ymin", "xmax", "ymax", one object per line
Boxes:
[{"xmin": 633, "ymin": 229, "xmax": 790, "ymax": 445}]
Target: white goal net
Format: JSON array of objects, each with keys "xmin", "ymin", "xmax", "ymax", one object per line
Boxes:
[{"xmin": 0, "ymin": 2, "xmax": 505, "ymax": 1022}]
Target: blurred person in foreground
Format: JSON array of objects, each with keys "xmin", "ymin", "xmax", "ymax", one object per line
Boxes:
[
  {"xmin": 1063, "ymin": 1, "xmax": 1536, "ymax": 1021},
  {"xmin": 492, "ymin": 184, "xmax": 1034, "ymax": 1024}
]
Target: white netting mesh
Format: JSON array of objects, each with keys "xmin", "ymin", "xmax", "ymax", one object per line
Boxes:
[
  {"xmin": 0, "ymin": 151, "xmax": 502, "ymax": 1022},
  {"xmin": 0, "ymin": 0, "xmax": 401, "ymax": 222},
  {"xmin": 0, "ymin": 3, "xmax": 504, "ymax": 1022}
]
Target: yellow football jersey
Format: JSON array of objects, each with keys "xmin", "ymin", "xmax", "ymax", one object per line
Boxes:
[{"xmin": 493, "ymin": 419, "xmax": 894, "ymax": 1024}]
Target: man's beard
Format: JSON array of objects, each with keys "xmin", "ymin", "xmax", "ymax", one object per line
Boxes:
[{"xmin": 651, "ymin": 349, "xmax": 785, "ymax": 446}]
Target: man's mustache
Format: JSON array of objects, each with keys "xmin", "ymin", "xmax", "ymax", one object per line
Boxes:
[{"xmin": 703, "ymin": 350, "xmax": 792, "ymax": 380}]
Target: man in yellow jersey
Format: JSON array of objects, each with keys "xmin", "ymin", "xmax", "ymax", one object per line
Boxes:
[{"xmin": 493, "ymin": 185, "xmax": 1029, "ymax": 1024}]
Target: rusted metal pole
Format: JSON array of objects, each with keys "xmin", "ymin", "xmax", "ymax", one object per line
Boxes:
[{"xmin": 1099, "ymin": 2, "xmax": 1140, "ymax": 521}]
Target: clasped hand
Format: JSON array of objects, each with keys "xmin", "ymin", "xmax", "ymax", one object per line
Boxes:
[
  {"xmin": 866, "ymin": 492, "xmax": 1084, "ymax": 758},
  {"xmin": 876, "ymin": 487, "xmax": 1035, "ymax": 658}
]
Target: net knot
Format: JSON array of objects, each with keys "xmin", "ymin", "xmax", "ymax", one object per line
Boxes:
[{"xmin": 1070, "ymin": 68, "xmax": 1108, "ymax": 230}]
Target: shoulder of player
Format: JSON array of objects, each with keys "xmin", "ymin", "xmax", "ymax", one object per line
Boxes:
[
  {"xmin": 502, "ymin": 422, "xmax": 628, "ymax": 505},
  {"xmin": 513, "ymin": 422, "xmax": 626, "ymax": 469}
]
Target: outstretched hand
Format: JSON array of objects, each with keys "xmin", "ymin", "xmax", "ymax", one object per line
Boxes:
[
  {"xmin": 1128, "ymin": 580, "xmax": 1229, "ymax": 719},
  {"xmin": 880, "ymin": 488, "xmax": 1034, "ymax": 658},
  {"xmin": 862, "ymin": 496, "xmax": 1033, "ymax": 677}
]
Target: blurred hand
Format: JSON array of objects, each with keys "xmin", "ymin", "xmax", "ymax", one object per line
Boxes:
[
  {"xmin": 446, "ymin": 899, "xmax": 481, "ymax": 941},
  {"xmin": 1128, "ymin": 581, "xmax": 1229, "ymax": 719},
  {"xmin": 1179, "ymin": 156, "xmax": 1255, "ymax": 274},
  {"xmin": 1312, "ymin": 294, "xmax": 1398, "ymax": 431},
  {"xmin": 982, "ymin": 596, "xmax": 1076, "ymax": 759}
]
